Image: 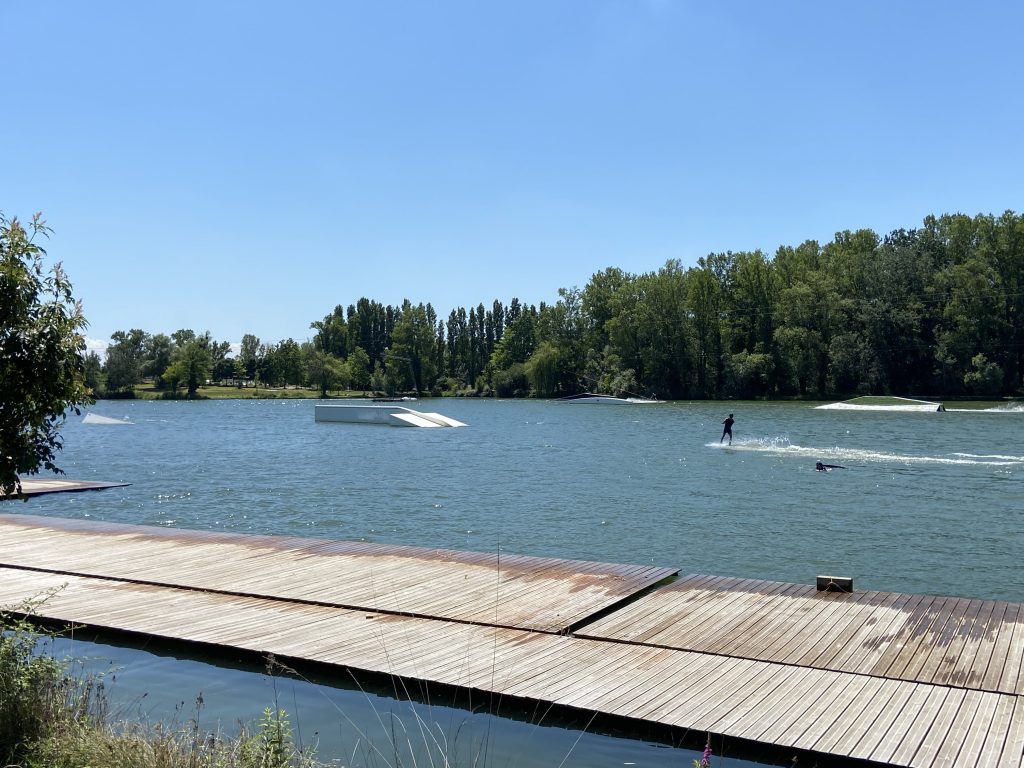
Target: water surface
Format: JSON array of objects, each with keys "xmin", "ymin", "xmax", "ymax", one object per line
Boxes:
[{"xmin": 34, "ymin": 398, "xmax": 1024, "ymax": 598}]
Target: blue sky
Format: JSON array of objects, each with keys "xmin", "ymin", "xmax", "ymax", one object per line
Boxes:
[{"xmin": 5, "ymin": 1, "xmax": 1022, "ymax": 352}]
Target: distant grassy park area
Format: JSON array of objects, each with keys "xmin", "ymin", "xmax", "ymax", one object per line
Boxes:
[{"xmin": 126, "ymin": 383, "xmax": 371, "ymax": 400}]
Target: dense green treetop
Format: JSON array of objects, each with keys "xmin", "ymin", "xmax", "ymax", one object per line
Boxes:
[
  {"xmin": 1, "ymin": 212, "xmax": 92, "ymax": 496},
  {"xmin": 96, "ymin": 210, "xmax": 1024, "ymax": 400}
]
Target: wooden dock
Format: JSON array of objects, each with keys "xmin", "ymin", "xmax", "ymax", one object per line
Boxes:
[
  {"xmin": 3, "ymin": 478, "xmax": 129, "ymax": 499},
  {"xmin": 0, "ymin": 514, "xmax": 675, "ymax": 632},
  {"xmin": 578, "ymin": 574, "xmax": 1024, "ymax": 696},
  {"xmin": 0, "ymin": 514, "xmax": 1022, "ymax": 767}
]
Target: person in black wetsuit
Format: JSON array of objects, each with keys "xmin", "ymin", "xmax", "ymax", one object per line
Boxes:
[
  {"xmin": 815, "ymin": 461, "xmax": 846, "ymax": 471},
  {"xmin": 720, "ymin": 414, "xmax": 734, "ymax": 445}
]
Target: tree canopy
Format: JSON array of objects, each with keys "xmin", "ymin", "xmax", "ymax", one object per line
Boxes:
[
  {"xmin": 1, "ymin": 212, "xmax": 92, "ymax": 496},
  {"xmin": 93, "ymin": 209, "xmax": 1024, "ymax": 402}
]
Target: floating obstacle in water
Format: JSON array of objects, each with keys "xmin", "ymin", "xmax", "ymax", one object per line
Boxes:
[
  {"xmin": 815, "ymin": 396, "xmax": 945, "ymax": 412},
  {"xmin": 83, "ymin": 413, "xmax": 134, "ymax": 425},
  {"xmin": 314, "ymin": 403, "xmax": 467, "ymax": 428}
]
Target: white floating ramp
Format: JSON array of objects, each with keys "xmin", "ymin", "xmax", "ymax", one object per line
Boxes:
[
  {"xmin": 815, "ymin": 396, "xmax": 945, "ymax": 412},
  {"xmin": 83, "ymin": 413, "xmax": 134, "ymax": 425},
  {"xmin": 557, "ymin": 393, "xmax": 664, "ymax": 404},
  {"xmin": 315, "ymin": 403, "xmax": 467, "ymax": 427}
]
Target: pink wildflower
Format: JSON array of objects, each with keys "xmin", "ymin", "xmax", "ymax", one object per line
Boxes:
[{"xmin": 701, "ymin": 742, "xmax": 712, "ymax": 767}]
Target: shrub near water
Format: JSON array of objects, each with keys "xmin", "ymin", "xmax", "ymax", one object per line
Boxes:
[
  {"xmin": 0, "ymin": 604, "xmax": 322, "ymax": 768},
  {"xmin": 1, "ymin": 608, "xmax": 114, "ymax": 767},
  {"xmin": 0, "ymin": 610, "xmax": 67, "ymax": 765}
]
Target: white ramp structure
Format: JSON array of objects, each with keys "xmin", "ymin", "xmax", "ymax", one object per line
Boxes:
[
  {"xmin": 815, "ymin": 396, "xmax": 945, "ymax": 412},
  {"xmin": 314, "ymin": 403, "xmax": 467, "ymax": 428},
  {"xmin": 83, "ymin": 413, "xmax": 134, "ymax": 425}
]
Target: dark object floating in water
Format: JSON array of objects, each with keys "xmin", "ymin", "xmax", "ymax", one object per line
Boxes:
[{"xmin": 815, "ymin": 461, "xmax": 846, "ymax": 472}]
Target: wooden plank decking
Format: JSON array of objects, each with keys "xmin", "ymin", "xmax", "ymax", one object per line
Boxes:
[
  {"xmin": 577, "ymin": 574, "xmax": 1024, "ymax": 696},
  {"xmin": 1, "ymin": 514, "xmax": 1022, "ymax": 767},
  {"xmin": 0, "ymin": 514, "xmax": 676, "ymax": 633},
  {"xmin": 3, "ymin": 479, "xmax": 129, "ymax": 498}
]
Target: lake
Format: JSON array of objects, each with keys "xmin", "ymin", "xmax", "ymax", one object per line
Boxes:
[{"xmin": 11, "ymin": 397, "xmax": 1024, "ymax": 766}]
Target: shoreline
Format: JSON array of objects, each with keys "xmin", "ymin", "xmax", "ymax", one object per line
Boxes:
[{"xmin": 93, "ymin": 385, "xmax": 1023, "ymax": 406}]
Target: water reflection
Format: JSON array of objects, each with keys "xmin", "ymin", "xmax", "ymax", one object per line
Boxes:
[{"xmin": 46, "ymin": 630, "xmax": 772, "ymax": 768}]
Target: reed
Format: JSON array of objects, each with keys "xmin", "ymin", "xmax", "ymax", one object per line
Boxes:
[{"xmin": 1, "ymin": 600, "xmax": 323, "ymax": 768}]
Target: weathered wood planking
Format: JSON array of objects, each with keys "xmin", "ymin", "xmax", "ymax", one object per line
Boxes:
[
  {"xmin": 2, "ymin": 479, "xmax": 129, "ymax": 498},
  {"xmin": 2, "ymin": 516, "xmax": 1022, "ymax": 766},
  {"xmin": 578, "ymin": 574, "xmax": 1024, "ymax": 696},
  {"xmin": 0, "ymin": 514, "xmax": 675, "ymax": 633},
  {"xmin": 1, "ymin": 566, "xmax": 1021, "ymax": 768}
]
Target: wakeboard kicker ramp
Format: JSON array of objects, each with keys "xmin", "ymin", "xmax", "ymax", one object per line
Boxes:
[{"xmin": 314, "ymin": 403, "xmax": 466, "ymax": 427}]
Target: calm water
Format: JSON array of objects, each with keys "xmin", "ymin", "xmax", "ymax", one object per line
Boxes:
[{"xmin": 10, "ymin": 398, "xmax": 1024, "ymax": 765}]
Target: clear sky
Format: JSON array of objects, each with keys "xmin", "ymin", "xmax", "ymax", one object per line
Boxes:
[{"xmin": 4, "ymin": 1, "xmax": 1022, "ymax": 353}]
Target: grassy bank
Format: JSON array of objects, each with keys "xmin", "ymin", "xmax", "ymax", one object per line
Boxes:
[
  {"xmin": 122, "ymin": 384, "xmax": 372, "ymax": 401},
  {"xmin": 1, "ymin": 604, "xmax": 323, "ymax": 768}
]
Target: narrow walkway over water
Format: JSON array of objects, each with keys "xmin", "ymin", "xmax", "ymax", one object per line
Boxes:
[
  {"xmin": 579, "ymin": 573, "xmax": 1024, "ymax": 695},
  {"xmin": 3, "ymin": 479, "xmax": 129, "ymax": 499},
  {"xmin": 0, "ymin": 514, "xmax": 1021, "ymax": 767},
  {"xmin": 0, "ymin": 514, "xmax": 675, "ymax": 633}
]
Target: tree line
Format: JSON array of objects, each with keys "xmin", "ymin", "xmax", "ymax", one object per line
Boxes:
[{"xmin": 90, "ymin": 210, "xmax": 1024, "ymax": 400}]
